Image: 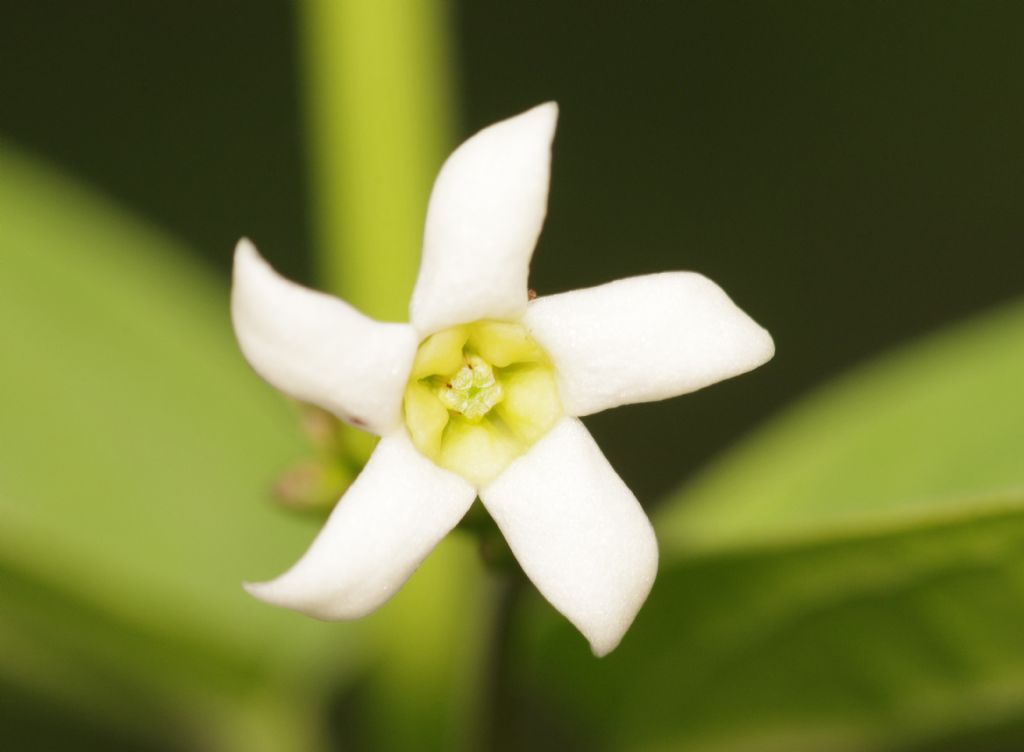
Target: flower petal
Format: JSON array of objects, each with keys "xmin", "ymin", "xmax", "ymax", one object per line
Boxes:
[
  {"xmin": 523, "ymin": 272, "xmax": 775, "ymax": 417},
  {"xmin": 244, "ymin": 430, "xmax": 476, "ymax": 619},
  {"xmin": 410, "ymin": 102, "xmax": 558, "ymax": 335},
  {"xmin": 232, "ymin": 239, "xmax": 419, "ymax": 434},
  {"xmin": 481, "ymin": 417, "xmax": 658, "ymax": 656}
]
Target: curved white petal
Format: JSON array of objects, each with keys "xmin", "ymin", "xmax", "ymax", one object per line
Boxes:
[
  {"xmin": 245, "ymin": 430, "xmax": 476, "ymax": 619},
  {"xmin": 481, "ymin": 417, "xmax": 658, "ymax": 656},
  {"xmin": 232, "ymin": 239, "xmax": 419, "ymax": 434},
  {"xmin": 523, "ymin": 272, "xmax": 775, "ymax": 417},
  {"xmin": 410, "ymin": 102, "xmax": 558, "ymax": 335}
]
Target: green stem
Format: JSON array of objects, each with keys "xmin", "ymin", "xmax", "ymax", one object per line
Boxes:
[
  {"xmin": 300, "ymin": 0, "xmax": 455, "ymax": 319},
  {"xmin": 478, "ymin": 571, "xmax": 526, "ymax": 752},
  {"xmin": 299, "ymin": 3, "xmax": 492, "ymax": 751}
]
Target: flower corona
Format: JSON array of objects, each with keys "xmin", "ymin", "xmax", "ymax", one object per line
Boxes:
[{"xmin": 403, "ymin": 320, "xmax": 561, "ymax": 486}]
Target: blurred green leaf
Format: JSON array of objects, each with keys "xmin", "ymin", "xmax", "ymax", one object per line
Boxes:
[
  {"xmin": 513, "ymin": 495, "xmax": 1024, "ymax": 752},
  {"xmin": 504, "ymin": 299, "xmax": 1024, "ymax": 751},
  {"xmin": 0, "ymin": 141, "xmax": 365, "ymax": 750},
  {"xmin": 658, "ymin": 299, "xmax": 1024, "ymax": 551}
]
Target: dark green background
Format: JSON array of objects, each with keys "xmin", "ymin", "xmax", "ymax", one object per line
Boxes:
[
  {"xmin": 4, "ymin": 2, "xmax": 1022, "ymax": 501},
  {"xmin": 2, "ymin": 2, "xmax": 1022, "ymax": 747},
  {"xmin": 5, "ymin": 2, "xmax": 1021, "ymax": 506}
]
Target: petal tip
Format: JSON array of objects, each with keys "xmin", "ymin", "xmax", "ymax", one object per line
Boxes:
[
  {"xmin": 587, "ymin": 524, "xmax": 658, "ymax": 658},
  {"xmin": 234, "ymin": 236, "xmax": 259, "ymax": 263},
  {"xmin": 589, "ymin": 637, "xmax": 621, "ymax": 658},
  {"xmin": 531, "ymin": 100, "xmax": 559, "ymax": 122},
  {"xmin": 523, "ymin": 100, "xmax": 559, "ymax": 140},
  {"xmin": 739, "ymin": 318, "xmax": 776, "ymax": 375},
  {"xmin": 491, "ymin": 101, "xmax": 558, "ymax": 148},
  {"xmin": 758, "ymin": 327, "xmax": 777, "ymax": 365},
  {"xmin": 242, "ymin": 576, "xmax": 346, "ymax": 620},
  {"xmin": 242, "ymin": 578, "xmax": 279, "ymax": 605},
  {"xmin": 232, "ymin": 237, "xmax": 271, "ymax": 289}
]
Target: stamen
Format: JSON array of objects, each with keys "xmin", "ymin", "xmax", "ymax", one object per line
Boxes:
[
  {"xmin": 437, "ymin": 357, "xmax": 504, "ymax": 421},
  {"xmin": 451, "ymin": 366, "xmax": 473, "ymax": 391}
]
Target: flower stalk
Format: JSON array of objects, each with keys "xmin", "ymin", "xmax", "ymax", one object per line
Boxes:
[
  {"xmin": 300, "ymin": 0, "xmax": 454, "ymax": 318},
  {"xmin": 298, "ymin": 3, "xmax": 489, "ymax": 750}
]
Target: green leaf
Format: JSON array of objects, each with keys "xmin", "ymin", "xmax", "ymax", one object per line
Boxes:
[
  {"xmin": 511, "ymin": 495, "xmax": 1024, "ymax": 752},
  {"xmin": 503, "ymin": 299, "xmax": 1024, "ymax": 752},
  {"xmin": 657, "ymin": 299, "xmax": 1024, "ymax": 552},
  {"xmin": 0, "ymin": 141, "xmax": 361, "ymax": 748}
]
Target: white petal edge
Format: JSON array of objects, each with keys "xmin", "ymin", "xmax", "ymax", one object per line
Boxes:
[
  {"xmin": 409, "ymin": 102, "xmax": 558, "ymax": 335},
  {"xmin": 481, "ymin": 417, "xmax": 658, "ymax": 656},
  {"xmin": 523, "ymin": 272, "xmax": 775, "ymax": 417},
  {"xmin": 245, "ymin": 430, "xmax": 477, "ymax": 620},
  {"xmin": 232, "ymin": 239, "xmax": 419, "ymax": 435}
]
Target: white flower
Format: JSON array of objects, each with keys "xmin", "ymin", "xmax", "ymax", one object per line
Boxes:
[{"xmin": 232, "ymin": 102, "xmax": 774, "ymax": 656}]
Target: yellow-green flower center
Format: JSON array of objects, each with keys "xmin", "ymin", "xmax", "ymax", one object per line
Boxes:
[{"xmin": 403, "ymin": 320, "xmax": 562, "ymax": 486}]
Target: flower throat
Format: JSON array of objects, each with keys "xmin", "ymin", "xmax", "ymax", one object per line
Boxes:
[{"xmin": 402, "ymin": 320, "xmax": 562, "ymax": 486}]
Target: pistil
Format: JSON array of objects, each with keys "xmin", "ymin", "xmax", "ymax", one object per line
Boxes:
[{"xmin": 437, "ymin": 355, "xmax": 505, "ymax": 420}]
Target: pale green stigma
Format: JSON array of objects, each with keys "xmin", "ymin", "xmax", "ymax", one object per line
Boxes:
[
  {"xmin": 438, "ymin": 356, "xmax": 505, "ymax": 420},
  {"xmin": 403, "ymin": 320, "xmax": 563, "ymax": 486}
]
